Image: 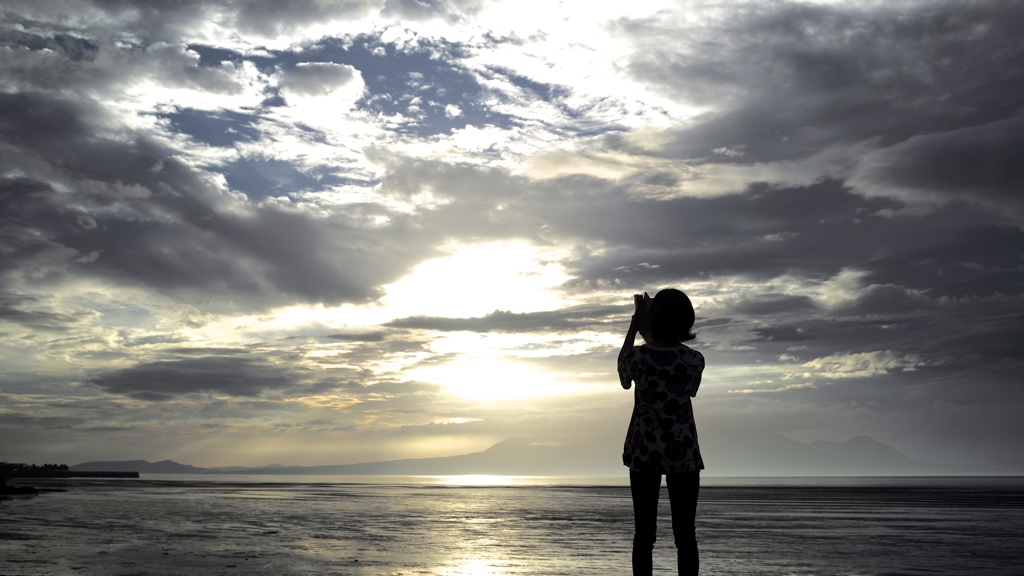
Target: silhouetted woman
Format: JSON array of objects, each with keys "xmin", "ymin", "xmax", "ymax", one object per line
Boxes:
[{"xmin": 618, "ymin": 288, "xmax": 703, "ymax": 576}]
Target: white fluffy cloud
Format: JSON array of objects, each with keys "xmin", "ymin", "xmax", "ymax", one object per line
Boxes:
[
  {"xmin": 277, "ymin": 62, "xmax": 360, "ymax": 98},
  {"xmin": 796, "ymin": 351, "xmax": 931, "ymax": 379}
]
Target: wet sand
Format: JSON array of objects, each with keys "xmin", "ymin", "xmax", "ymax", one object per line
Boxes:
[{"xmin": 2, "ymin": 477, "xmax": 1022, "ymax": 575}]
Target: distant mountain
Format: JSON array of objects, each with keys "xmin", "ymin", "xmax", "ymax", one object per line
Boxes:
[
  {"xmin": 225, "ymin": 435, "xmax": 959, "ymax": 477},
  {"xmin": 70, "ymin": 459, "xmax": 208, "ymax": 474},
  {"xmin": 700, "ymin": 434, "xmax": 961, "ymax": 476},
  {"xmin": 219, "ymin": 439, "xmax": 617, "ymax": 476},
  {"xmin": 70, "ymin": 435, "xmax": 978, "ymax": 477},
  {"xmin": 204, "ymin": 464, "xmax": 285, "ymax": 472}
]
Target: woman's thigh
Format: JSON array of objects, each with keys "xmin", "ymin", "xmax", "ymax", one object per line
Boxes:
[
  {"xmin": 629, "ymin": 470, "xmax": 663, "ymax": 538},
  {"xmin": 666, "ymin": 472, "xmax": 700, "ymax": 540}
]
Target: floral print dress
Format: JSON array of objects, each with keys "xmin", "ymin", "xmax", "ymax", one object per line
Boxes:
[{"xmin": 618, "ymin": 344, "xmax": 705, "ymax": 473}]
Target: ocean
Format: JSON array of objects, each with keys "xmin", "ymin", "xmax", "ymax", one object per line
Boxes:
[{"xmin": 2, "ymin": 476, "xmax": 1022, "ymax": 575}]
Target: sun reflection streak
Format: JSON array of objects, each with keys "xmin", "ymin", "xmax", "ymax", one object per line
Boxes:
[
  {"xmin": 438, "ymin": 558, "xmax": 507, "ymax": 576},
  {"xmin": 427, "ymin": 475, "xmax": 520, "ymax": 486}
]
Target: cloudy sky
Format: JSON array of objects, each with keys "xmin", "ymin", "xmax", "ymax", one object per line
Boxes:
[{"xmin": 2, "ymin": 0, "xmax": 1022, "ymax": 473}]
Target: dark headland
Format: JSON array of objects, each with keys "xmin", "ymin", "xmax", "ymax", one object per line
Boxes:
[
  {"xmin": 2, "ymin": 462, "xmax": 138, "ymax": 479},
  {"xmin": 1, "ymin": 462, "xmax": 137, "ymax": 497}
]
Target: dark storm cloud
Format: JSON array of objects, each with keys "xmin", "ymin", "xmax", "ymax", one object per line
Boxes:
[
  {"xmin": 0, "ymin": 92, "xmax": 424, "ymax": 308},
  {"xmin": 0, "ymin": 412, "xmax": 85, "ymax": 429},
  {"xmin": 6, "ymin": 0, "xmax": 486, "ymax": 46},
  {"xmin": 0, "ymin": 92, "xmax": 98, "ymax": 148},
  {"xmin": 618, "ymin": 2, "xmax": 1024, "ymax": 163},
  {"xmin": 0, "ymin": 294, "xmax": 82, "ymax": 330},
  {"xmin": 1, "ymin": 26, "xmax": 252, "ymax": 97},
  {"xmin": 85, "ymin": 337, "xmax": 430, "ymax": 407},
  {"xmin": 851, "ymin": 115, "xmax": 1024, "ymax": 218},
  {"xmin": 0, "ymin": 21, "xmax": 99, "ymax": 62},
  {"xmin": 381, "ymin": 0, "xmax": 484, "ymax": 23},
  {"xmin": 4, "ymin": 0, "xmax": 381, "ymax": 43},
  {"xmin": 229, "ymin": 0, "xmax": 381, "ymax": 36},
  {"xmin": 90, "ymin": 356, "xmax": 300, "ymax": 400},
  {"xmin": 748, "ymin": 296, "xmax": 1024, "ymax": 367},
  {"xmin": 749, "ymin": 326, "xmax": 814, "ymax": 343},
  {"xmin": 543, "ymin": 180, "xmax": 1020, "ymax": 300},
  {"xmin": 734, "ymin": 295, "xmax": 817, "ymax": 316}
]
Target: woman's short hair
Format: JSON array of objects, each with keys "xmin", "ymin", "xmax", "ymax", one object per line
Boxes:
[{"xmin": 650, "ymin": 288, "xmax": 697, "ymax": 342}]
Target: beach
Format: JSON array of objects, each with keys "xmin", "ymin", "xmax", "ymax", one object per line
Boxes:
[{"xmin": 2, "ymin": 476, "xmax": 1022, "ymax": 575}]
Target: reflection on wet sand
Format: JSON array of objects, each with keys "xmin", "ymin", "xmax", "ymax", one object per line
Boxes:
[{"xmin": 1, "ymin": 477, "xmax": 1022, "ymax": 575}]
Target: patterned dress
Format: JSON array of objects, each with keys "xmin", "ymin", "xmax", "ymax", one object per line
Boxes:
[{"xmin": 618, "ymin": 344, "xmax": 705, "ymax": 473}]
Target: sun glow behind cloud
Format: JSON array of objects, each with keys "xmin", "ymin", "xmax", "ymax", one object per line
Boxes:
[
  {"xmin": 409, "ymin": 357, "xmax": 586, "ymax": 401},
  {"xmin": 201, "ymin": 241, "xmax": 570, "ymax": 331},
  {"xmin": 380, "ymin": 241, "xmax": 573, "ymax": 318},
  {"xmin": 186, "ymin": 241, "xmax": 586, "ymax": 402},
  {"xmin": 363, "ymin": 241, "xmax": 583, "ymax": 401}
]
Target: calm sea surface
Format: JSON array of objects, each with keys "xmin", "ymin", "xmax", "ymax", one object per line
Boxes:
[{"xmin": 2, "ymin": 476, "xmax": 1022, "ymax": 575}]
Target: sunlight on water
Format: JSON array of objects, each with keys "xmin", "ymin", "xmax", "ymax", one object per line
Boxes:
[
  {"xmin": 3, "ymin": 477, "xmax": 1022, "ymax": 576},
  {"xmin": 429, "ymin": 475, "xmax": 523, "ymax": 486},
  {"xmin": 438, "ymin": 557, "xmax": 507, "ymax": 575}
]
